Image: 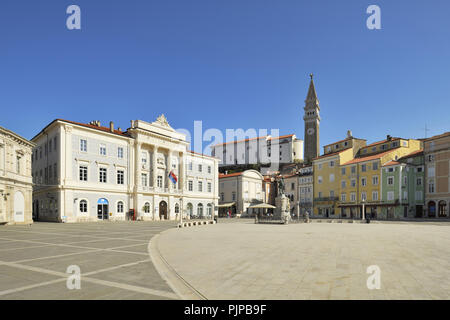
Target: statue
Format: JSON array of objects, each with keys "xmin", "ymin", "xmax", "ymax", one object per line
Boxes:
[{"xmin": 277, "ymin": 177, "xmax": 285, "ymax": 196}]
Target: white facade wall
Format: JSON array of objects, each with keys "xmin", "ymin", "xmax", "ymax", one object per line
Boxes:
[{"xmin": 31, "ymin": 117, "xmax": 219, "ymax": 222}]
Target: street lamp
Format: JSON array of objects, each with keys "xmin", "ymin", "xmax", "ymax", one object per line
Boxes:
[{"xmin": 361, "ymin": 198, "xmax": 366, "ymax": 221}]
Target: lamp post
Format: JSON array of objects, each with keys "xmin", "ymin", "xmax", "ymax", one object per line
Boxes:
[{"xmin": 361, "ymin": 198, "xmax": 366, "ymax": 221}]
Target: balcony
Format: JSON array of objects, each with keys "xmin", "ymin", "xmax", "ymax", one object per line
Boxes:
[{"xmin": 314, "ymin": 197, "xmax": 339, "ymax": 202}]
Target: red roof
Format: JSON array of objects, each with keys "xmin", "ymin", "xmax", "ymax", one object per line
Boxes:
[
  {"xmin": 383, "ymin": 160, "xmax": 401, "ymax": 167},
  {"xmin": 365, "ymin": 137, "xmax": 401, "ymax": 148},
  {"xmin": 398, "ymin": 149, "xmax": 424, "ymax": 160},
  {"xmin": 342, "ymin": 150, "xmax": 393, "ymax": 165},
  {"xmin": 213, "ymin": 134, "xmax": 295, "ymax": 147},
  {"xmin": 219, "ymin": 172, "xmax": 243, "ymax": 178},
  {"xmin": 425, "ymin": 131, "xmax": 450, "ymax": 142},
  {"xmin": 313, "ymin": 147, "xmax": 352, "ymax": 160}
]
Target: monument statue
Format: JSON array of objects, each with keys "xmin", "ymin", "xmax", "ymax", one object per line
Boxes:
[{"xmin": 277, "ymin": 177, "xmax": 285, "ymax": 196}]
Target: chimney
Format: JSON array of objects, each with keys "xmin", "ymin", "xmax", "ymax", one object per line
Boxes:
[
  {"xmin": 117, "ymin": 127, "xmax": 122, "ymax": 132},
  {"xmin": 347, "ymin": 130, "xmax": 352, "ymax": 138},
  {"xmin": 225, "ymin": 170, "xmax": 228, "ymax": 175},
  {"xmin": 387, "ymin": 135, "xmax": 392, "ymax": 141},
  {"xmin": 109, "ymin": 121, "xmax": 114, "ymax": 132}
]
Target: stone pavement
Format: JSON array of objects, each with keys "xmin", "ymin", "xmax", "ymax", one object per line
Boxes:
[
  {"xmin": 0, "ymin": 221, "xmax": 178, "ymax": 299},
  {"xmin": 156, "ymin": 220, "xmax": 450, "ymax": 300}
]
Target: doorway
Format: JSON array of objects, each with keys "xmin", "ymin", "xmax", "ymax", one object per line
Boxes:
[
  {"xmin": 97, "ymin": 198, "xmax": 109, "ymax": 220},
  {"xmin": 159, "ymin": 201, "xmax": 167, "ymax": 220}
]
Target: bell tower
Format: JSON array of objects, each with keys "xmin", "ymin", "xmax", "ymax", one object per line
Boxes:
[{"xmin": 303, "ymin": 74, "xmax": 321, "ymax": 163}]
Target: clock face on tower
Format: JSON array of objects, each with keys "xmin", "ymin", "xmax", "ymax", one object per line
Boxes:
[{"xmin": 307, "ymin": 128, "xmax": 315, "ymax": 135}]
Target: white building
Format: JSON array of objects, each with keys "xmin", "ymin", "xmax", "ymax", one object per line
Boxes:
[
  {"xmin": 218, "ymin": 170, "xmax": 265, "ymax": 217},
  {"xmin": 211, "ymin": 134, "xmax": 303, "ymax": 169},
  {"xmin": 0, "ymin": 125, "xmax": 35, "ymax": 225},
  {"xmin": 31, "ymin": 115, "xmax": 219, "ymax": 222}
]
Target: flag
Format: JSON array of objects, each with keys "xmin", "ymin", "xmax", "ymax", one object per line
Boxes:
[{"xmin": 168, "ymin": 171, "xmax": 178, "ymax": 184}]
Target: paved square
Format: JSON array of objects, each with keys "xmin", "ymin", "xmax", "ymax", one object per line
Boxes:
[
  {"xmin": 0, "ymin": 221, "xmax": 179, "ymax": 300},
  {"xmin": 157, "ymin": 220, "xmax": 450, "ymax": 300}
]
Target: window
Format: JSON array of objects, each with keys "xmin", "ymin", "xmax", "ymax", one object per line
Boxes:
[
  {"xmin": 208, "ymin": 166, "xmax": 211, "ymax": 174},
  {"xmin": 141, "ymin": 151, "xmax": 148, "ymax": 165},
  {"xmin": 53, "ymin": 137, "xmax": 57, "ymax": 151},
  {"xmin": 427, "ymin": 155, "xmax": 434, "ymax": 162},
  {"xmin": 361, "ymin": 178, "xmax": 367, "ymax": 186},
  {"xmin": 318, "ymin": 192, "xmax": 323, "ymax": 198},
  {"xmin": 372, "ymin": 162, "xmax": 378, "ymax": 170},
  {"xmin": 118, "ymin": 147, "xmax": 124, "ymax": 159},
  {"xmin": 388, "ymin": 177, "xmax": 394, "ymax": 185},
  {"xmin": 53, "ymin": 164, "xmax": 57, "ymax": 180},
  {"xmin": 232, "ymin": 192, "xmax": 236, "ymax": 201},
  {"xmin": 341, "ymin": 180, "xmax": 346, "ymax": 188},
  {"xmin": 351, "ymin": 166, "xmax": 356, "ymax": 174},
  {"xmin": 79, "ymin": 165, "xmax": 88, "ymax": 181},
  {"xmin": 351, "ymin": 179, "xmax": 356, "ymax": 187},
  {"xmin": 99, "ymin": 144, "xmax": 106, "ymax": 156},
  {"xmin": 188, "ymin": 180, "xmax": 193, "ymax": 191},
  {"xmin": 388, "ymin": 167, "xmax": 394, "ymax": 172},
  {"xmin": 197, "ymin": 204, "xmax": 204, "ymax": 217},
  {"xmin": 330, "ymin": 190, "xmax": 335, "ymax": 197},
  {"xmin": 80, "ymin": 200, "xmax": 87, "ymax": 213},
  {"xmin": 144, "ymin": 202, "xmax": 150, "ymax": 213},
  {"xmin": 99, "ymin": 168, "xmax": 107, "ymax": 183},
  {"xmin": 403, "ymin": 176, "xmax": 407, "ymax": 185},
  {"xmin": 417, "ymin": 177, "xmax": 422, "ymax": 186},
  {"xmin": 198, "ymin": 181, "xmax": 203, "ymax": 192},
  {"xmin": 361, "ymin": 192, "xmax": 367, "ymax": 201},
  {"xmin": 198, "ymin": 164, "xmax": 202, "ymax": 172},
  {"xmin": 341, "ymin": 168, "xmax": 346, "ymax": 175},
  {"xmin": 117, "ymin": 201, "xmax": 124, "ymax": 213},
  {"xmin": 207, "ymin": 204, "xmax": 212, "ymax": 217},
  {"xmin": 141, "ymin": 173, "xmax": 147, "ymax": 187},
  {"xmin": 341, "ymin": 193, "xmax": 346, "ymax": 202},
  {"xmin": 207, "ymin": 182, "xmax": 212, "ymax": 193},
  {"xmin": 350, "ymin": 193, "xmax": 356, "ymax": 202},
  {"xmin": 428, "ymin": 180, "xmax": 435, "ymax": 193},
  {"xmin": 188, "ymin": 162, "xmax": 193, "ymax": 170},
  {"xmin": 387, "ymin": 191, "xmax": 394, "ymax": 201},
  {"xmin": 372, "ymin": 176, "xmax": 379, "ymax": 185},
  {"xmin": 329, "ymin": 160, "xmax": 335, "ymax": 167},
  {"xmin": 361, "ymin": 164, "xmax": 367, "ymax": 172},
  {"xmin": 80, "ymin": 139, "xmax": 87, "ymax": 152},
  {"xmin": 372, "ymin": 191, "xmax": 378, "ymax": 201},
  {"xmin": 318, "ymin": 163, "xmax": 323, "ymax": 170},
  {"xmin": 427, "ymin": 167, "xmax": 435, "ymax": 177},
  {"xmin": 220, "ymin": 193, "xmax": 224, "ymax": 201},
  {"xmin": 329, "ymin": 174, "xmax": 335, "ymax": 182},
  {"xmin": 117, "ymin": 170, "xmax": 124, "ymax": 184},
  {"xmin": 157, "ymin": 176, "xmax": 163, "ymax": 188},
  {"xmin": 415, "ymin": 191, "xmax": 423, "ymax": 201},
  {"xmin": 318, "ymin": 176, "xmax": 323, "ymax": 184}
]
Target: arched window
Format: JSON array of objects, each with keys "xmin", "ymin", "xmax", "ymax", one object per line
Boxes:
[
  {"xmin": 175, "ymin": 203, "xmax": 180, "ymax": 214},
  {"xmin": 428, "ymin": 201, "xmax": 436, "ymax": 217},
  {"xmin": 438, "ymin": 201, "xmax": 447, "ymax": 217},
  {"xmin": 197, "ymin": 203, "xmax": 204, "ymax": 217},
  {"xmin": 80, "ymin": 200, "xmax": 87, "ymax": 213},
  {"xmin": 117, "ymin": 201, "xmax": 124, "ymax": 213},
  {"xmin": 207, "ymin": 203, "xmax": 212, "ymax": 217},
  {"xmin": 144, "ymin": 202, "xmax": 150, "ymax": 213}
]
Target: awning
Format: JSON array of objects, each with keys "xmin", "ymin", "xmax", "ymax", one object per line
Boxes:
[
  {"xmin": 248, "ymin": 203, "xmax": 276, "ymax": 209},
  {"xmin": 217, "ymin": 202, "xmax": 236, "ymax": 208}
]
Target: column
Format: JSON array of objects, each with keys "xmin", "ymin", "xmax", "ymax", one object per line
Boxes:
[
  {"xmin": 167, "ymin": 150, "xmax": 173, "ymax": 191},
  {"xmin": 152, "ymin": 147, "xmax": 158, "ymax": 188}
]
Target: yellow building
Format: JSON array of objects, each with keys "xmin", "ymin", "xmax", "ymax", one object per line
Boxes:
[
  {"xmin": 312, "ymin": 132, "xmax": 366, "ymax": 217},
  {"xmin": 339, "ymin": 135, "xmax": 422, "ymax": 219}
]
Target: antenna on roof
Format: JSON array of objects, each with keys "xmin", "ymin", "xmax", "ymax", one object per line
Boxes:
[{"xmin": 423, "ymin": 124, "xmax": 430, "ymax": 139}]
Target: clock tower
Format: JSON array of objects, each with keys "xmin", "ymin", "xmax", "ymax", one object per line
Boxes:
[{"xmin": 303, "ymin": 74, "xmax": 321, "ymax": 163}]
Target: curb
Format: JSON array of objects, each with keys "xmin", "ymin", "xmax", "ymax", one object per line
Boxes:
[{"xmin": 148, "ymin": 229, "xmax": 207, "ymax": 300}]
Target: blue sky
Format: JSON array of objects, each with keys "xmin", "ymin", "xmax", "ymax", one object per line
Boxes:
[{"xmin": 0, "ymin": 0, "xmax": 449, "ymax": 154}]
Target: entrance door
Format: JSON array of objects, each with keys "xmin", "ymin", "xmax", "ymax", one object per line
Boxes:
[
  {"xmin": 97, "ymin": 204, "xmax": 108, "ymax": 220},
  {"xmin": 159, "ymin": 201, "xmax": 167, "ymax": 220},
  {"xmin": 416, "ymin": 205, "xmax": 423, "ymax": 218}
]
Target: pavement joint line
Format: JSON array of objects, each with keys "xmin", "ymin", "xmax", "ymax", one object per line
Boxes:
[
  {"xmin": 0, "ymin": 244, "xmax": 54, "ymax": 252},
  {"xmin": 0, "ymin": 258, "xmax": 177, "ymax": 299},
  {"xmin": 0, "ymin": 237, "xmax": 150, "ymax": 259},
  {"xmin": 0, "ymin": 230, "xmax": 154, "ymax": 243},
  {"xmin": 0, "ymin": 278, "xmax": 68, "ymax": 297},
  {"xmin": 82, "ymin": 258, "xmax": 151, "ymax": 276},
  {"xmin": 148, "ymin": 230, "xmax": 207, "ymax": 300},
  {"xmin": 11, "ymin": 249, "xmax": 103, "ymax": 264}
]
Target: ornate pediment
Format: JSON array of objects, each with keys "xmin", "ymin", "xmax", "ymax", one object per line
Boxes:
[{"xmin": 155, "ymin": 114, "xmax": 170, "ymax": 127}]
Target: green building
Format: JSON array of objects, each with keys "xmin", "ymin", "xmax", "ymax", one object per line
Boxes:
[{"xmin": 380, "ymin": 150, "xmax": 424, "ymax": 219}]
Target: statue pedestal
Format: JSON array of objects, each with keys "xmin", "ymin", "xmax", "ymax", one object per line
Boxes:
[{"xmin": 275, "ymin": 194, "xmax": 291, "ymax": 224}]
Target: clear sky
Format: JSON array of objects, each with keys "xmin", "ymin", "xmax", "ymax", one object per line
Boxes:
[{"xmin": 1, "ymin": 0, "xmax": 449, "ymax": 154}]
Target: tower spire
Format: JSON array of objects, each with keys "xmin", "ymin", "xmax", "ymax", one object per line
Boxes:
[{"xmin": 306, "ymin": 73, "xmax": 318, "ymax": 102}]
